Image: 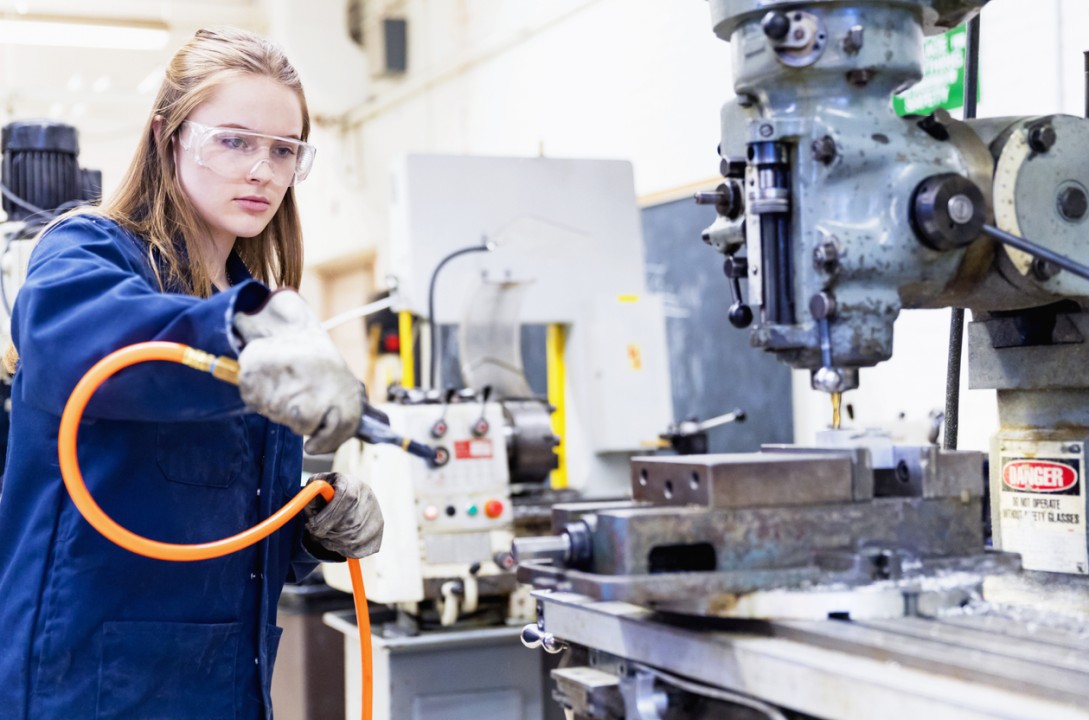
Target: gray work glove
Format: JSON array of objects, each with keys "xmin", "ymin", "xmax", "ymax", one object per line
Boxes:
[
  {"xmin": 304, "ymin": 472, "xmax": 384, "ymax": 559},
  {"xmin": 233, "ymin": 289, "xmax": 363, "ymax": 455}
]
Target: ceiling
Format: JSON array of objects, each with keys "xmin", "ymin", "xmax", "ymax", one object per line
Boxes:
[{"xmin": 0, "ymin": 0, "xmax": 267, "ymax": 132}]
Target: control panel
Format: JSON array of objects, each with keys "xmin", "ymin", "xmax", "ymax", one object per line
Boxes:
[{"xmin": 325, "ymin": 401, "xmax": 515, "ymax": 605}]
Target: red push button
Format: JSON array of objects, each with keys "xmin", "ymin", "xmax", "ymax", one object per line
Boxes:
[{"xmin": 484, "ymin": 499, "xmax": 504, "ymax": 519}]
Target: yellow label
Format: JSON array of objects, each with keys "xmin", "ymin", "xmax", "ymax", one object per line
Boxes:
[
  {"xmin": 617, "ymin": 294, "xmax": 640, "ymax": 304},
  {"xmin": 627, "ymin": 343, "xmax": 643, "ymax": 371}
]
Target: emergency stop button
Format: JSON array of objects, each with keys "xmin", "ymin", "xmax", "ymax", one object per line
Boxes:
[{"xmin": 484, "ymin": 499, "xmax": 504, "ymax": 519}]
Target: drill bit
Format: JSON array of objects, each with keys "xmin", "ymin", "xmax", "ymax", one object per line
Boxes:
[{"xmin": 831, "ymin": 391, "xmax": 842, "ymax": 430}]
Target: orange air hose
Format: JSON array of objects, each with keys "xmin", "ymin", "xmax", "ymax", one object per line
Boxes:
[{"xmin": 57, "ymin": 341, "xmax": 373, "ymax": 720}]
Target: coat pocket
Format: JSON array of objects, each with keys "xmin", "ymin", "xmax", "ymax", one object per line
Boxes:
[
  {"xmin": 97, "ymin": 620, "xmax": 241, "ymax": 720},
  {"xmin": 156, "ymin": 418, "xmax": 248, "ymax": 488},
  {"xmin": 263, "ymin": 624, "xmax": 284, "ymax": 696}
]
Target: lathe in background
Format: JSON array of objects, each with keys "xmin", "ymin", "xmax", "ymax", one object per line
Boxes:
[{"xmin": 324, "ymin": 155, "xmax": 763, "ymax": 720}]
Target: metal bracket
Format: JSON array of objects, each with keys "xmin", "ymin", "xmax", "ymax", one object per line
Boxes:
[{"xmin": 619, "ymin": 669, "xmax": 669, "ymax": 720}]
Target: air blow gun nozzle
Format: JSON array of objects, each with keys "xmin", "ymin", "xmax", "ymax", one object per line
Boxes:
[
  {"xmin": 188, "ymin": 353, "xmax": 438, "ymax": 463},
  {"xmin": 355, "ymin": 401, "xmax": 440, "ymax": 465}
]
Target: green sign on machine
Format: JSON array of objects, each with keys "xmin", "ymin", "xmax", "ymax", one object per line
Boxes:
[{"xmin": 894, "ymin": 25, "xmax": 972, "ymax": 116}]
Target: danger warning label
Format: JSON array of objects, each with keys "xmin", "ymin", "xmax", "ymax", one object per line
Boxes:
[
  {"xmin": 1002, "ymin": 460, "xmax": 1079, "ymax": 494},
  {"xmin": 454, "ymin": 438, "xmax": 493, "ymax": 460},
  {"xmin": 999, "ymin": 455, "xmax": 1088, "ymax": 574}
]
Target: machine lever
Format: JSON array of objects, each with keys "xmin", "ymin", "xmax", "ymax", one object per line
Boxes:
[
  {"xmin": 519, "ymin": 624, "xmax": 567, "ymax": 654},
  {"xmin": 722, "ymin": 256, "xmax": 753, "ymax": 328},
  {"xmin": 471, "ymin": 385, "xmax": 492, "ymax": 437},
  {"xmin": 430, "ymin": 388, "xmax": 457, "ymax": 438},
  {"xmin": 355, "ymin": 400, "xmax": 439, "ymax": 464},
  {"xmin": 983, "ymin": 224, "xmax": 1089, "ymax": 282}
]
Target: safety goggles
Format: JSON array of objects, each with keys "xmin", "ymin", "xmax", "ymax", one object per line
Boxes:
[{"xmin": 178, "ymin": 120, "xmax": 316, "ymax": 186}]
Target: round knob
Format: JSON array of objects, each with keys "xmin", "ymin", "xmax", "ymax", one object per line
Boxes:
[
  {"xmin": 520, "ymin": 624, "xmax": 544, "ymax": 649},
  {"xmin": 761, "ymin": 11, "xmax": 791, "ymax": 41},
  {"xmin": 1058, "ymin": 185, "xmax": 1089, "ymax": 222},
  {"xmin": 808, "ymin": 292, "xmax": 836, "ymax": 320},
  {"xmin": 728, "ymin": 302, "xmax": 753, "ymax": 328},
  {"xmin": 484, "ymin": 499, "xmax": 504, "ymax": 519},
  {"xmin": 518, "ymin": 624, "xmax": 566, "ymax": 654},
  {"xmin": 910, "ymin": 173, "xmax": 985, "ymax": 251}
]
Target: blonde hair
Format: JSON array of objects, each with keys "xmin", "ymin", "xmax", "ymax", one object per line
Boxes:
[{"xmin": 101, "ymin": 26, "xmax": 308, "ymax": 297}]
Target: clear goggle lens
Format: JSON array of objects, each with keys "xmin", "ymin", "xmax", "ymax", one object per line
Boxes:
[{"xmin": 179, "ymin": 120, "xmax": 316, "ymax": 185}]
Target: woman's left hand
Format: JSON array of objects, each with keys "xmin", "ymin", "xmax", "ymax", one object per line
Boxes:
[{"xmin": 303, "ymin": 472, "xmax": 384, "ymax": 559}]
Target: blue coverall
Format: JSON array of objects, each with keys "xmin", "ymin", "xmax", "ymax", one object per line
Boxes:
[{"xmin": 0, "ymin": 214, "xmax": 319, "ymax": 719}]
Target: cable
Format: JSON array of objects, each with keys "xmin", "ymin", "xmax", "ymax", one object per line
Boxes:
[
  {"xmin": 943, "ymin": 14, "xmax": 981, "ymax": 451},
  {"xmin": 0, "ymin": 198, "xmax": 90, "ymax": 317},
  {"xmin": 639, "ymin": 664, "xmax": 788, "ymax": 720},
  {"xmin": 321, "ymin": 296, "xmax": 393, "ymax": 332},
  {"xmin": 58, "ymin": 341, "xmax": 373, "ymax": 720},
  {"xmin": 426, "ymin": 241, "xmax": 492, "ymax": 390},
  {"xmin": 0, "ymin": 228, "xmax": 14, "ymax": 317},
  {"xmin": 0, "ymin": 181, "xmax": 45, "ymax": 217}
]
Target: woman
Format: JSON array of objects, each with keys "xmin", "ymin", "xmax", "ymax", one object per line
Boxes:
[{"xmin": 0, "ymin": 27, "xmax": 381, "ymax": 719}]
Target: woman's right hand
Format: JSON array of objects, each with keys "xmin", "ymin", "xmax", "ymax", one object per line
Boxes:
[{"xmin": 233, "ymin": 290, "xmax": 363, "ymax": 454}]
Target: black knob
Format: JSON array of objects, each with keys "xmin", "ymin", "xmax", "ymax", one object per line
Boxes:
[
  {"xmin": 1058, "ymin": 186, "xmax": 1089, "ymax": 222},
  {"xmin": 729, "ymin": 302, "xmax": 754, "ymax": 328},
  {"xmin": 910, "ymin": 173, "xmax": 985, "ymax": 251},
  {"xmin": 762, "ymin": 11, "xmax": 791, "ymax": 41},
  {"xmin": 723, "ymin": 256, "xmax": 752, "ymax": 328},
  {"xmin": 1028, "ymin": 122, "xmax": 1057, "ymax": 153}
]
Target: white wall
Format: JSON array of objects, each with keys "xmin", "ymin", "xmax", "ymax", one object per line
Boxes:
[{"xmin": 319, "ymin": 0, "xmax": 730, "ymax": 272}]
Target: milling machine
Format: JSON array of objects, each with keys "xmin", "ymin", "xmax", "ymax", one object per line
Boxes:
[{"xmin": 514, "ymin": 1, "xmax": 1089, "ymax": 718}]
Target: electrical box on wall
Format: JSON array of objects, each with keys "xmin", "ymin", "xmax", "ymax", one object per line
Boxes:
[{"xmin": 383, "ymin": 18, "xmax": 407, "ymax": 74}]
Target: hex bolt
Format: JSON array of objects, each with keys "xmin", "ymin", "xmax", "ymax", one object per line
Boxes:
[
  {"xmin": 843, "ymin": 25, "xmax": 864, "ymax": 55},
  {"xmin": 846, "ymin": 68, "xmax": 876, "ymax": 87},
  {"xmin": 813, "ymin": 236, "xmax": 841, "ymax": 272},
  {"xmin": 1058, "ymin": 186, "xmax": 1089, "ymax": 221},
  {"xmin": 895, "ymin": 460, "xmax": 911, "ymax": 484},
  {"xmin": 1031, "ymin": 257, "xmax": 1060, "ymax": 281},
  {"xmin": 1028, "ymin": 123, "xmax": 1057, "ymax": 153},
  {"xmin": 811, "ymin": 135, "xmax": 837, "ymax": 165}
]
